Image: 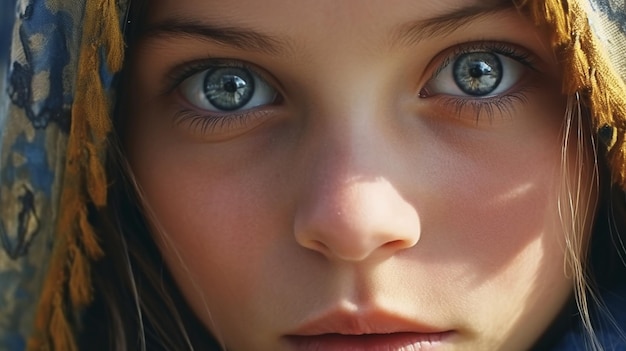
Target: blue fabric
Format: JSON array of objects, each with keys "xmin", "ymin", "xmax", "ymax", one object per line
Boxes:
[
  {"xmin": 0, "ymin": 1, "xmax": 86, "ymax": 349},
  {"xmin": 1, "ymin": 0, "xmax": 127, "ymax": 348},
  {"xmin": 551, "ymin": 286, "xmax": 626, "ymax": 350}
]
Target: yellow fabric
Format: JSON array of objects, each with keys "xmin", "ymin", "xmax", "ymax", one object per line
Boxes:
[
  {"xmin": 520, "ymin": 0, "xmax": 626, "ymax": 189},
  {"xmin": 28, "ymin": 0, "xmax": 125, "ymax": 349}
]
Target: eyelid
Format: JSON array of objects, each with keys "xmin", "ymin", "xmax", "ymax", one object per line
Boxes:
[
  {"xmin": 426, "ymin": 88, "xmax": 534, "ymax": 123},
  {"xmin": 425, "ymin": 41, "xmax": 540, "ymax": 83},
  {"xmin": 162, "ymin": 58, "xmax": 281, "ymax": 97},
  {"xmin": 417, "ymin": 41, "xmax": 543, "ymax": 123},
  {"xmin": 161, "ymin": 59, "xmax": 284, "ymax": 139},
  {"xmin": 172, "ymin": 108, "xmax": 277, "ymax": 140}
]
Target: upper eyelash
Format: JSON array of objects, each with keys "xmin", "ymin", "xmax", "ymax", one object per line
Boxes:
[
  {"xmin": 162, "ymin": 59, "xmax": 267, "ymax": 97},
  {"xmin": 165, "ymin": 41, "xmax": 538, "ymax": 133},
  {"xmin": 430, "ymin": 41, "xmax": 537, "ymax": 80},
  {"xmin": 421, "ymin": 42, "xmax": 540, "ymax": 123}
]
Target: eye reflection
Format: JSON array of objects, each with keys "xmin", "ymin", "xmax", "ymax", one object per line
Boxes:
[
  {"xmin": 422, "ymin": 48, "xmax": 526, "ymax": 99},
  {"xmin": 453, "ymin": 52, "xmax": 503, "ymax": 96},
  {"xmin": 179, "ymin": 65, "xmax": 277, "ymax": 112},
  {"xmin": 204, "ymin": 68, "xmax": 255, "ymax": 111}
]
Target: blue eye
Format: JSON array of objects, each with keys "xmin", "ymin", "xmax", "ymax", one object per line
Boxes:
[
  {"xmin": 180, "ymin": 66, "xmax": 277, "ymax": 112},
  {"xmin": 453, "ymin": 52, "xmax": 502, "ymax": 96},
  {"xmin": 424, "ymin": 51, "xmax": 525, "ymax": 98}
]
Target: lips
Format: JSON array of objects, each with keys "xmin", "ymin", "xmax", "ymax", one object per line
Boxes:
[
  {"xmin": 284, "ymin": 309, "xmax": 454, "ymax": 351},
  {"xmin": 286, "ymin": 332, "xmax": 451, "ymax": 351}
]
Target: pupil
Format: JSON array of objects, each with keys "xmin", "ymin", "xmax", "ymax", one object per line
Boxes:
[
  {"xmin": 204, "ymin": 68, "xmax": 255, "ymax": 111},
  {"xmin": 469, "ymin": 62, "xmax": 490, "ymax": 78},
  {"xmin": 223, "ymin": 79, "xmax": 238, "ymax": 93},
  {"xmin": 452, "ymin": 52, "xmax": 502, "ymax": 96}
]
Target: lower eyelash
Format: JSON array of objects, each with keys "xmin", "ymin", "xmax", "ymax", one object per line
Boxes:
[
  {"xmin": 433, "ymin": 90, "xmax": 531, "ymax": 124},
  {"xmin": 173, "ymin": 108, "xmax": 270, "ymax": 135}
]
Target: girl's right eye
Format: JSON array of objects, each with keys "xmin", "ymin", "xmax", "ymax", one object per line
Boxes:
[{"xmin": 179, "ymin": 66, "xmax": 278, "ymax": 112}]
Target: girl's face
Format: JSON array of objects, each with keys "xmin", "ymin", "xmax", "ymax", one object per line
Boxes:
[{"xmin": 125, "ymin": 0, "xmax": 594, "ymax": 350}]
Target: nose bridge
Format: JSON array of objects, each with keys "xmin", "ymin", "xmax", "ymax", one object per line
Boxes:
[{"xmin": 293, "ymin": 119, "xmax": 421, "ymax": 262}]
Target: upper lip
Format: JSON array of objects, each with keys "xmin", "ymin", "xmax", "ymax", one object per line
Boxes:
[{"xmin": 286, "ymin": 308, "xmax": 449, "ymax": 336}]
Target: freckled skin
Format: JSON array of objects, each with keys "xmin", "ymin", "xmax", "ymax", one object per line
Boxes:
[{"xmin": 125, "ymin": 1, "xmax": 596, "ymax": 350}]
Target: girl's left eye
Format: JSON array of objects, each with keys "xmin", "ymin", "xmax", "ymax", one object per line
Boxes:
[
  {"xmin": 179, "ymin": 66, "xmax": 277, "ymax": 112},
  {"xmin": 422, "ymin": 51, "xmax": 525, "ymax": 98}
]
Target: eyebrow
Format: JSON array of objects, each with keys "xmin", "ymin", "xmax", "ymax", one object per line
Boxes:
[
  {"xmin": 141, "ymin": 20, "xmax": 289, "ymax": 55},
  {"xmin": 141, "ymin": 0, "xmax": 514, "ymax": 55},
  {"xmin": 391, "ymin": 0, "xmax": 514, "ymax": 46}
]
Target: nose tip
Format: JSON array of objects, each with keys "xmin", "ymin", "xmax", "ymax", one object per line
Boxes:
[{"xmin": 294, "ymin": 179, "xmax": 421, "ymax": 262}]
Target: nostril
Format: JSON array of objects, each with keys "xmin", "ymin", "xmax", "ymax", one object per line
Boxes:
[
  {"xmin": 305, "ymin": 239, "xmax": 331, "ymax": 256},
  {"xmin": 382, "ymin": 239, "xmax": 414, "ymax": 251}
]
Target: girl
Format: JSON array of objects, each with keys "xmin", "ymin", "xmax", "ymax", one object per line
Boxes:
[{"xmin": 1, "ymin": 0, "xmax": 626, "ymax": 350}]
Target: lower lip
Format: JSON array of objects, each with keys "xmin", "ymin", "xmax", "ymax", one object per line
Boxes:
[{"xmin": 286, "ymin": 331, "xmax": 453, "ymax": 351}]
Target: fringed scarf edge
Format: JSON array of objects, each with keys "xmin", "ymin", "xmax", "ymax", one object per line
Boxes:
[
  {"xmin": 519, "ymin": 0, "xmax": 626, "ymax": 190},
  {"xmin": 27, "ymin": 0, "xmax": 125, "ymax": 350}
]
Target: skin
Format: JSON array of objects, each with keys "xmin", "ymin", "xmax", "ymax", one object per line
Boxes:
[{"xmin": 124, "ymin": 0, "xmax": 596, "ymax": 350}]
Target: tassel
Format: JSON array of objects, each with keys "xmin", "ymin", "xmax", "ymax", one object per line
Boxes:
[
  {"xmin": 102, "ymin": 0, "xmax": 125, "ymax": 72},
  {"xmin": 69, "ymin": 245, "xmax": 93, "ymax": 307},
  {"xmin": 78, "ymin": 204, "xmax": 105, "ymax": 259},
  {"xmin": 86, "ymin": 143, "xmax": 108, "ymax": 207},
  {"xmin": 610, "ymin": 135, "xmax": 626, "ymax": 188},
  {"xmin": 519, "ymin": 0, "xmax": 626, "ymax": 190},
  {"xmin": 49, "ymin": 296, "xmax": 78, "ymax": 351},
  {"xmin": 566, "ymin": 33, "xmax": 590, "ymax": 93},
  {"xmin": 28, "ymin": 237, "xmax": 68, "ymax": 350},
  {"xmin": 518, "ymin": 0, "xmax": 570, "ymax": 45},
  {"xmin": 541, "ymin": 0, "xmax": 570, "ymax": 43},
  {"xmin": 29, "ymin": 0, "xmax": 125, "ymax": 349},
  {"xmin": 598, "ymin": 125, "xmax": 617, "ymax": 150}
]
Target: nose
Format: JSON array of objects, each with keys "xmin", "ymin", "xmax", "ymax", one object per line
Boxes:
[{"xmin": 293, "ymin": 136, "xmax": 421, "ymax": 262}]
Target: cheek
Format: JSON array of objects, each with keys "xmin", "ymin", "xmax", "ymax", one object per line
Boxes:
[
  {"xmin": 413, "ymin": 101, "xmax": 592, "ymax": 348},
  {"xmin": 126, "ymin": 135, "xmax": 295, "ymax": 329},
  {"xmin": 418, "ymin": 96, "xmax": 570, "ymax": 273},
  {"xmin": 433, "ymin": 143, "xmax": 563, "ymax": 277}
]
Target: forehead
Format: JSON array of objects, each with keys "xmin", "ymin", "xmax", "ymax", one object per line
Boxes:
[
  {"xmin": 142, "ymin": 0, "xmax": 517, "ymax": 58},
  {"xmin": 146, "ymin": 0, "xmax": 513, "ymax": 31}
]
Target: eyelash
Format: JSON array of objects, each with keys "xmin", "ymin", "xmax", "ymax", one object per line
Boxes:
[
  {"xmin": 434, "ymin": 89, "xmax": 532, "ymax": 124},
  {"xmin": 172, "ymin": 108, "xmax": 273, "ymax": 135},
  {"xmin": 164, "ymin": 59, "xmax": 269, "ymax": 95},
  {"xmin": 164, "ymin": 41, "xmax": 540, "ymax": 135},
  {"xmin": 165, "ymin": 59, "xmax": 279, "ymax": 135},
  {"xmin": 430, "ymin": 41, "xmax": 536, "ymax": 79},
  {"xmin": 422, "ymin": 41, "xmax": 539, "ymax": 122}
]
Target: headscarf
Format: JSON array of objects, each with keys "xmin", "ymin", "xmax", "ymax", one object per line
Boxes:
[
  {"xmin": 0, "ymin": 1, "xmax": 624, "ymax": 350},
  {"xmin": 0, "ymin": 0, "xmax": 126, "ymax": 350}
]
